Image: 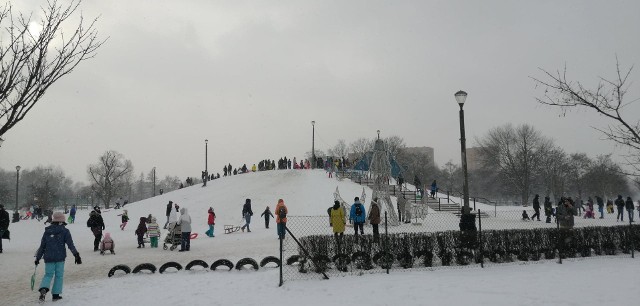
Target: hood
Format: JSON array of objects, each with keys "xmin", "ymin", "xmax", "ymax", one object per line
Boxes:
[
  {"xmin": 139, "ymin": 217, "xmax": 146, "ymax": 222},
  {"xmin": 103, "ymin": 232, "xmax": 111, "ymax": 240},
  {"xmin": 44, "ymin": 224, "xmax": 66, "ymax": 235},
  {"xmin": 180, "ymin": 208, "xmax": 188, "ymax": 215}
]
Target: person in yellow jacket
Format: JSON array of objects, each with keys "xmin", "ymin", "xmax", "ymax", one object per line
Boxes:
[
  {"xmin": 251, "ymin": 164, "xmax": 257, "ymax": 172},
  {"xmin": 275, "ymin": 199, "xmax": 288, "ymax": 240},
  {"xmin": 330, "ymin": 201, "xmax": 345, "ymax": 241}
]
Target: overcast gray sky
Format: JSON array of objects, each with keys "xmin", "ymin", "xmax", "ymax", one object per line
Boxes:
[{"xmin": 1, "ymin": 0, "xmax": 639, "ymax": 183}]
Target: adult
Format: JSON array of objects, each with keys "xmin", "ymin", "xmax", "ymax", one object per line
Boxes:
[
  {"xmin": 404, "ymin": 198, "xmax": 412, "ymax": 224},
  {"xmin": 177, "ymin": 208, "xmax": 192, "ymax": 252},
  {"xmin": 397, "ymin": 194, "xmax": 407, "ymax": 223},
  {"xmin": 615, "ymin": 195, "xmax": 625, "ymax": 222},
  {"xmin": 168, "ymin": 203, "xmax": 179, "ymax": 227},
  {"xmin": 596, "ymin": 196, "xmax": 604, "ymax": 219},
  {"xmin": 574, "ymin": 198, "xmax": 584, "ymax": 216},
  {"xmin": 261, "ymin": 206, "xmax": 274, "ymax": 229},
  {"xmin": 0, "ymin": 204, "xmax": 9, "ymax": 253},
  {"xmin": 368, "ymin": 198, "xmax": 381, "ymax": 243},
  {"xmin": 69, "ymin": 205, "xmax": 76, "ymax": 224},
  {"xmin": 543, "ymin": 196, "xmax": 553, "ymax": 223},
  {"xmin": 430, "ymin": 180, "xmax": 438, "ymax": 198},
  {"xmin": 330, "ymin": 201, "xmax": 346, "ymax": 241},
  {"xmin": 625, "ymin": 196, "xmax": 635, "ymax": 223},
  {"xmin": 531, "ymin": 194, "xmax": 541, "ymax": 221},
  {"xmin": 35, "ymin": 212, "xmax": 81, "ymax": 302},
  {"xmin": 241, "ymin": 199, "xmax": 253, "ymax": 232},
  {"xmin": 206, "ymin": 207, "xmax": 216, "ymax": 237},
  {"xmin": 556, "ymin": 198, "xmax": 575, "ymax": 229},
  {"xmin": 87, "ymin": 210, "xmax": 105, "ymax": 252},
  {"xmin": 349, "ymin": 197, "xmax": 365, "ymax": 236},
  {"xmin": 275, "ymin": 199, "xmax": 288, "ymax": 240},
  {"xmin": 164, "ymin": 201, "xmax": 173, "ymax": 229}
]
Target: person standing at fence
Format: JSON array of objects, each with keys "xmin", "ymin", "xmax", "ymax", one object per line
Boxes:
[
  {"xmin": 241, "ymin": 199, "xmax": 253, "ymax": 233},
  {"xmin": 330, "ymin": 201, "xmax": 345, "ymax": 242},
  {"xmin": 261, "ymin": 206, "xmax": 274, "ymax": 229},
  {"xmin": 531, "ymin": 194, "xmax": 541, "ymax": 221},
  {"xmin": 625, "ymin": 196, "xmax": 635, "ymax": 222},
  {"xmin": 368, "ymin": 198, "xmax": 381, "ymax": 243},
  {"xmin": 397, "ymin": 194, "xmax": 406, "ymax": 223},
  {"xmin": 543, "ymin": 196, "xmax": 552, "ymax": 223},
  {"xmin": 615, "ymin": 195, "xmax": 625, "ymax": 222},
  {"xmin": 275, "ymin": 199, "xmax": 288, "ymax": 240},
  {"xmin": 164, "ymin": 201, "xmax": 173, "ymax": 229},
  {"xmin": 596, "ymin": 196, "xmax": 605, "ymax": 219},
  {"xmin": 350, "ymin": 197, "xmax": 365, "ymax": 236}
]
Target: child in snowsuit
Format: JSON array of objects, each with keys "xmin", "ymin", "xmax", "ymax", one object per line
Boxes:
[
  {"xmin": 147, "ymin": 217, "xmax": 160, "ymax": 248},
  {"xmin": 261, "ymin": 206, "xmax": 274, "ymax": 229},
  {"xmin": 100, "ymin": 232, "xmax": 115, "ymax": 255},
  {"xmin": 205, "ymin": 207, "xmax": 216, "ymax": 237},
  {"xmin": 119, "ymin": 210, "xmax": 129, "ymax": 230},
  {"xmin": 35, "ymin": 212, "xmax": 82, "ymax": 302},
  {"xmin": 135, "ymin": 217, "xmax": 147, "ymax": 248},
  {"xmin": 522, "ymin": 210, "xmax": 531, "ymax": 221}
]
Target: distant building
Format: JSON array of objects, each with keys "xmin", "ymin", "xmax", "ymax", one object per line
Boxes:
[{"xmin": 399, "ymin": 146, "xmax": 435, "ymax": 168}]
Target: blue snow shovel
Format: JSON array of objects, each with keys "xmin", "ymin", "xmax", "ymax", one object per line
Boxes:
[{"xmin": 31, "ymin": 265, "xmax": 37, "ymax": 291}]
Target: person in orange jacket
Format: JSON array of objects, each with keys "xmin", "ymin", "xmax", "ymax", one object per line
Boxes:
[{"xmin": 275, "ymin": 199, "xmax": 288, "ymax": 240}]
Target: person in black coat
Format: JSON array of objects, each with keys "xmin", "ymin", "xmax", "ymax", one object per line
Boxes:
[
  {"xmin": 531, "ymin": 194, "xmax": 541, "ymax": 221},
  {"xmin": 241, "ymin": 199, "xmax": 253, "ymax": 232},
  {"xmin": 164, "ymin": 201, "xmax": 173, "ymax": 229},
  {"xmin": 625, "ymin": 196, "xmax": 635, "ymax": 222},
  {"xmin": 543, "ymin": 196, "xmax": 553, "ymax": 223},
  {"xmin": 87, "ymin": 210, "xmax": 105, "ymax": 251},
  {"xmin": 615, "ymin": 195, "xmax": 625, "ymax": 221},
  {"xmin": 261, "ymin": 206, "xmax": 275, "ymax": 229},
  {"xmin": 0, "ymin": 204, "xmax": 10, "ymax": 253}
]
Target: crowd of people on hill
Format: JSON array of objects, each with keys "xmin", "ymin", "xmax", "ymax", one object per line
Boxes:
[{"xmin": 523, "ymin": 194, "xmax": 638, "ymax": 225}]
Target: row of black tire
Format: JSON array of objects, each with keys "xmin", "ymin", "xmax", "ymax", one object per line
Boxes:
[
  {"xmin": 286, "ymin": 251, "xmax": 420, "ymax": 272},
  {"xmin": 108, "ymin": 256, "xmax": 281, "ymax": 277}
]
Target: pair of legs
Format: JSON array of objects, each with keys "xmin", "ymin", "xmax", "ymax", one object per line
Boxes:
[
  {"xmin": 617, "ymin": 208, "xmax": 624, "ymax": 221},
  {"xmin": 120, "ymin": 222, "xmax": 127, "ymax": 230},
  {"xmin": 180, "ymin": 232, "xmax": 191, "ymax": 251},
  {"xmin": 277, "ymin": 222, "xmax": 286, "ymax": 239},
  {"xmin": 264, "ymin": 218, "xmax": 270, "ymax": 229},
  {"xmin": 241, "ymin": 217, "xmax": 251, "ymax": 232},
  {"xmin": 39, "ymin": 261, "xmax": 65, "ymax": 301},
  {"xmin": 137, "ymin": 234, "xmax": 145, "ymax": 247},
  {"xmin": 0, "ymin": 229, "xmax": 4, "ymax": 252},
  {"xmin": 205, "ymin": 224, "xmax": 215, "ymax": 237},
  {"xmin": 372, "ymin": 224, "xmax": 379, "ymax": 242},
  {"xmin": 92, "ymin": 231, "xmax": 102, "ymax": 251},
  {"xmin": 353, "ymin": 222, "xmax": 364, "ymax": 236},
  {"xmin": 164, "ymin": 216, "xmax": 169, "ymax": 229},
  {"xmin": 598, "ymin": 206, "xmax": 604, "ymax": 218},
  {"xmin": 150, "ymin": 237, "xmax": 158, "ymax": 248},
  {"xmin": 531, "ymin": 208, "xmax": 541, "ymax": 221}
]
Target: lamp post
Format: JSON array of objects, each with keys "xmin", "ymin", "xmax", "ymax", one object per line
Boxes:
[
  {"xmin": 455, "ymin": 90, "xmax": 471, "ymax": 216},
  {"xmin": 15, "ymin": 166, "xmax": 21, "ymax": 211},
  {"xmin": 152, "ymin": 167, "xmax": 156, "ymax": 196},
  {"xmin": 377, "ymin": 129, "xmax": 380, "ymax": 140},
  {"xmin": 311, "ymin": 121, "xmax": 316, "ymax": 169},
  {"xmin": 204, "ymin": 139, "xmax": 208, "ymax": 187}
]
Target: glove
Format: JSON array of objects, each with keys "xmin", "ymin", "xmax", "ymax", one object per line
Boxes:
[
  {"xmin": 74, "ymin": 254, "xmax": 82, "ymax": 265},
  {"xmin": 35, "ymin": 260, "xmax": 40, "ymax": 266}
]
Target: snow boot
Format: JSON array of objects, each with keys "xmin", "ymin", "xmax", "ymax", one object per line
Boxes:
[
  {"xmin": 39, "ymin": 288, "xmax": 48, "ymax": 302},
  {"xmin": 52, "ymin": 294, "xmax": 62, "ymax": 301}
]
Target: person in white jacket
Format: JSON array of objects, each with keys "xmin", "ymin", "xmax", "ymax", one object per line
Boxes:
[{"xmin": 177, "ymin": 208, "xmax": 192, "ymax": 252}]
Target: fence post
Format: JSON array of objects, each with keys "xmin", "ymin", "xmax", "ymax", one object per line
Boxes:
[
  {"xmin": 279, "ymin": 233, "xmax": 283, "ymax": 286},
  {"xmin": 631, "ymin": 217, "xmax": 635, "ymax": 259},
  {"xmin": 478, "ymin": 209, "xmax": 483, "ymax": 268},
  {"xmin": 447, "ymin": 190, "xmax": 450, "ymax": 203},
  {"xmin": 438, "ymin": 198, "xmax": 441, "ymax": 211},
  {"xmin": 557, "ymin": 220, "xmax": 562, "ymax": 264},
  {"xmin": 385, "ymin": 211, "xmax": 389, "ymax": 275},
  {"xmin": 473, "ymin": 198, "xmax": 476, "ymax": 211},
  {"xmin": 494, "ymin": 202, "xmax": 497, "ymax": 217}
]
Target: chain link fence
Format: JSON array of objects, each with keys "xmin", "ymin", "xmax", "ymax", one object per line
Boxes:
[{"xmin": 279, "ymin": 209, "xmax": 639, "ymax": 285}]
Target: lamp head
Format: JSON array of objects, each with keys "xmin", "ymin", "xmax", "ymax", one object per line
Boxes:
[
  {"xmin": 16, "ymin": 165, "xmax": 21, "ymax": 171},
  {"xmin": 455, "ymin": 90, "xmax": 468, "ymax": 105}
]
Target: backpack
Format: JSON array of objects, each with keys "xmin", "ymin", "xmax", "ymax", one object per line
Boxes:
[
  {"xmin": 86, "ymin": 217, "xmax": 95, "ymax": 228},
  {"xmin": 355, "ymin": 204, "xmax": 363, "ymax": 217},
  {"xmin": 278, "ymin": 206, "xmax": 287, "ymax": 219}
]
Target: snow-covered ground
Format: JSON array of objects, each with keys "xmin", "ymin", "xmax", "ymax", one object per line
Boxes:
[{"xmin": 1, "ymin": 169, "xmax": 638, "ymax": 305}]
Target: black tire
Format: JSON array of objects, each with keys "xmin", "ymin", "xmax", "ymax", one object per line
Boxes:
[
  {"xmin": 373, "ymin": 251, "xmax": 394, "ymax": 269},
  {"xmin": 351, "ymin": 251, "xmax": 373, "ymax": 270},
  {"xmin": 210, "ymin": 259, "xmax": 234, "ymax": 271},
  {"xmin": 235, "ymin": 258, "xmax": 259, "ymax": 271},
  {"xmin": 397, "ymin": 252, "xmax": 413, "ymax": 269},
  {"xmin": 332, "ymin": 253, "xmax": 350, "ymax": 272},
  {"xmin": 259, "ymin": 256, "xmax": 281, "ymax": 268},
  {"xmin": 311, "ymin": 255, "xmax": 331, "ymax": 273},
  {"xmin": 286, "ymin": 255, "xmax": 302, "ymax": 265},
  {"xmin": 132, "ymin": 263, "xmax": 157, "ymax": 274},
  {"xmin": 108, "ymin": 264, "xmax": 131, "ymax": 278},
  {"xmin": 159, "ymin": 261, "xmax": 183, "ymax": 274},
  {"xmin": 185, "ymin": 260, "xmax": 209, "ymax": 270}
]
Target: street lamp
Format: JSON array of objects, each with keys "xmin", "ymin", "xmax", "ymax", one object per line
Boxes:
[
  {"xmin": 377, "ymin": 130, "xmax": 380, "ymax": 140},
  {"xmin": 204, "ymin": 139, "xmax": 208, "ymax": 187},
  {"xmin": 311, "ymin": 121, "xmax": 316, "ymax": 169},
  {"xmin": 15, "ymin": 166, "xmax": 21, "ymax": 220},
  {"xmin": 152, "ymin": 167, "xmax": 156, "ymax": 196},
  {"xmin": 455, "ymin": 90, "xmax": 472, "ymax": 219}
]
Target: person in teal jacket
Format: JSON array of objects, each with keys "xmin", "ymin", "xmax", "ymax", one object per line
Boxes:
[
  {"xmin": 349, "ymin": 197, "xmax": 366, "ymax": 236},
  {"xmin": 35, "ymin": 212, "xmax": 82, "ymax": 302}
]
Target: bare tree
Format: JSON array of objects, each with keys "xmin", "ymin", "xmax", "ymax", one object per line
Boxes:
[
  {"xmin": 477, "ymin": 124, "xmax": 554, "ymax": 206},
  {"xmin": 0, "ymin": 0, "xmax": 104, "ymax": 139},
  {"xmin": 88, "ymin": 150, "xmax": 133, "ymax": 208},
  {"xmin": 328, "ymin": 139, "xmax": 349, "ymax": 158},
  {"xmin": 440, "ymin": 161, "xmax": 462, "ymax": 192},
  {"xmin": 349, "ymin": 138, "xmax": 373, "ymax": 160},
  {"xmin": 532, "ymin": 57, "xmax": 640, "ymax": 175},
  {"xmin": 383, "ymin": 136, "xmax": 406, "ymax": 158}
]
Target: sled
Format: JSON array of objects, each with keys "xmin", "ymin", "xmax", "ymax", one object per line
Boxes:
[{"xmin": 224, "ymin": 225, "xmax": 241, "ymax": 234}]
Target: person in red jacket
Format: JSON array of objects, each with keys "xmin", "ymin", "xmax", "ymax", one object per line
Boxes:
[
  {"xmin": 205, "ymin": 207, "xmax": 216, "ymax": 237},
  {"xmin": 275, "ymin": 199, "xmax": 288, "ymax": 240}
]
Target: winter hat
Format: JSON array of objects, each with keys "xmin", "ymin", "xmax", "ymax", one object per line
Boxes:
[
  {"xmin": 52, "ymin": 212, "xmax": 66, "ymax": 223},
  {"xmin": 0, "ymin": 204, "xmax": 4, "ymax": 209},
  {"xmin": 103, "ymin": 232, "xmax": 111, "ymax": 240},
  {"xmin": 151, "ymin": 217, "xmax": 157, "ymax": 223}
]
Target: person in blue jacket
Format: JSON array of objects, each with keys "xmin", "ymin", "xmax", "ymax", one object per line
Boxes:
[
  {"xmin": 35, "ymin": 212, "xmax": 82, "ymax": 302},
  {"xmin": 349, "ymin": 197, "xmax": 366, "ymax": 236}
]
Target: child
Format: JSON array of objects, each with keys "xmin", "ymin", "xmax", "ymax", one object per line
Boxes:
[
  {"xmin": 147, "ymin": 217, "xmax": 160, "ymax": 248},
  {"xmin": 260, "ymin": 206, "xmax": 274, "ymax": 229},
  {"xmin": 35, "ymin": 212, "xmax": 82, "ymax": 302},
  {"xmin": 100, "ymin": 232, "xmax": 115, "ymax": 255},
  {"xmin": 583, "ymin": 204, "xmax": 595, "ymax": 219},
  {"xmin": 135, "ymin": 217, "xmax": 147, "ymax": 248},
  {"xmin": 522, "ymin": 210, "xmax": 531, "ymax": 221},
  {"xmin": 205, "ymin": 207, "xmax": 216, "ymax": 237},
  {"xmin": 118, "ymin": 210, "xmax": 129, "ymax": 230}
]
